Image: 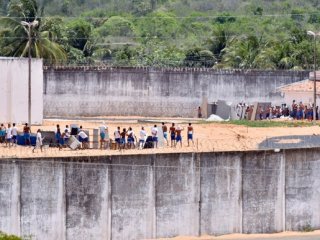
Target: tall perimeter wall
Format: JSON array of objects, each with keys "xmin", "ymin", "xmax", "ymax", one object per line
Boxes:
[
  {"xmin": 1, "ymin": 149, "xmax": 320, "ymax": 240},
  {"xmin": 43, "ymin": 67, "xmax": 308, "ymax": 117}
]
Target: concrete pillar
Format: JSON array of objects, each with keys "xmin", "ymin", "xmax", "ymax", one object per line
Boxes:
[{"xmin": 93, "ymin": 129, "xmax": 99, "ymax": 149}]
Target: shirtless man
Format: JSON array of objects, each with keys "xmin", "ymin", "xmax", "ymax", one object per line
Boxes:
[
  {"xmin": 23, "ymin": 123, "xmax": 31, "ymax": 146},
  {"xmin": 169, "ymin": 123, "xmax": 176, "ymax": 147},
  {"xmin": 175, "ymin": 125, "xmax": 184, "ymax": 147},
  {"xmin": 162, "ymin": 122, "xmax": 168, "ymax": 146},
  {"xmin": 291, "ymin": 100, "xmax": 298, "ymax": 119},
  {"xmin": 187, "ymin": 123, "xmax": 194, "ymax": 147}
]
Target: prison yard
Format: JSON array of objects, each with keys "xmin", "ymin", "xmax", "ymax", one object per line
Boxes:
[{"xmin": 1, "ymin": 117, "xmax": 320, "ymax": 159}]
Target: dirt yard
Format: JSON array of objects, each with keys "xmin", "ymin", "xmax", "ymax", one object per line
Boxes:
[
  {"xmin": 1, "ymin": 118, "xmax": 320, "ymax": 158},
  {"xmin": 155, "ymin": 230, "xmax": 320, "ymax": 239}
]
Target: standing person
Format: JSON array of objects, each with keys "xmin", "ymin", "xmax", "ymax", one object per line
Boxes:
[
  {"xmin": 298, "ymin": 101, "xmax": 305, "ymax": 120},
  {"xmin": 78, "ymin": 129, "xmax": 89, "ymax": 149},
  {"xmin": 139, "ymin": 126, "xmax": 147, "ymax": 150},
  {"xmin": 187, "ymin": 123, "xmax": 194, "ymax": 147},
  {"xmin": 32, "ymin": 129, "xmax": 43, "ymax": 153},
  {"xmin": 175, "ymin": 125, "xmax": 184, "ymax": 147},
  {"xmin": 65, "ymin": 125, "xmax": 70, "ymax": 133},
  {"xmin": 151, "ymin": 125, "xmax": 158, "ymax": 148},
  {"xmin": 11, "ymin": 123, "xmax": 18, "ymax": 146},
  {"xmin": 23, "ymin": 123, "xmax": 31, "ymax": 146},
  {"xmin": 5, "ymin": 123, "xmax": 12, "ymax": 148},
  {"xmin": 62, "ymin": 129, "xmax": 70, "ymax": 145},
  {"xmin": 99, "ymin": 123, "xmax": 107, "ymax": 149},
  {"xmin": 55, "ymin": 124, "xmax": 61, "ymax": 146},
  {"xmin": 291, "ymin": 100, "xmax": 298, "ymax": 119},
  {"xmin": 114, "ymin": 127, "xmax": 121, "ymax": 149},
  {"xmin": 169, "ymin": 123, "xmax": 176, "ymax": 147},
  {"xmin": 120, "ymin": 128, "xmax": 127, "ymax": 149},
  {"xmin": 258, "ymin": 106, "xmax": 264, "ymax": 120},
  {"xmin": 162, "ymin": 122, "xmax": 168, "ymax": 146},
  {"xmin": 104, "ymin": 126, "xmax": 110, "ymax": 150},
  {"xmin": 198, "ymin": 106, "xmax": 202, "ymax": 118},
  {"xmin": 127, "ymin": 127, "xmax": 137, "ymax": 149},
  {"xmin": 0, "ymin": 124, "xmax": 6, "ymax": 144}
]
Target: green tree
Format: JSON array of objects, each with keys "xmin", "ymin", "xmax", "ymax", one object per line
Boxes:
[
  {"xmin": 184, "ymin": 47, "xmax": 216, "ymax": 67},
  {"xmin": 220, "ymin": 35, "xmax": 268, "ymax": 69},
  {"xmin": 207, "ymin": 25, "xmax": 230, "ymax": 62},
  {"xmin": 0, "ymin": 0, "xmax": 66, "ymax": 63},
  {"xmin": 66, "ymin": 18, "xmax": 93, "ymax": 56},
  {"xmin": 0, "ymin": 231, "xmax": 21, "ymax": 240}
]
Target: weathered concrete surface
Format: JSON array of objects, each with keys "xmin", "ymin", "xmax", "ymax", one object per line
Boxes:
[
  {"xmin": 242, "ymin": 151, "xmax": 285, "ymax": 233},
  {"xmin": 155, "ymin": 153, "xmax": 200, "ymax": 238},
  {"xmin": 200, "ymin": 152, "xmax": 242, "ymax": 236},
  {"xmin": 1, "ymin": 149, "xmax": 320, "ymax": 239},
  {"xmin": 0, "ymin": 162, "xmax": 20, "ymax": 236},
  {"xmin": 285, "ymin": 149, "xmax": 320, "ymax": 231},
  {"xmin": 65, "ymin": 162, "xmax": 110, "ymax": 240},
  {"xmin": 111, "ymin": 155, "xmax": 155, "ymax": 240},
  {"xmin": 43, "ymin": 68, "xmax": 308, "ymax": 117},
  {"xmin": 20, "ymin": 161, "xmax": 65, "ymax": 240}
]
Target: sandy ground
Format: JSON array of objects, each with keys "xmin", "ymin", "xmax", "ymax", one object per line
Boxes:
[
  {"xmin": 1, "ymin": 118, "xmax": 320, "ymax": 158},
  {"xmin": 154, "ymin": 230, "xmax": 320, "ymax": 239}
]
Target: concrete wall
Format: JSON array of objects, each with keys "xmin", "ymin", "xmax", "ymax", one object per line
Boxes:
[
  {"xmin": 1, "ymin": 149, "xmax": 320, "ymax": 239},
  {"xmin": 0, "ymin": 57, "xmax": 43, "ymax": 124},
  {"xmin": 43, "ymin": 67, "xmax": 308, "ymax": 117}
]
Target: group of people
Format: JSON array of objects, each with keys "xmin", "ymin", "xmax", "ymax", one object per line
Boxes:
[
  {"xmin": 0, "ymin": 123, "xmax": 43, "ymax": 152},
  {"xmin": 55, "ymin": 124, "xmax": 89, "ymax": 149},
  {"xmin": 243, "ymin": 100, "xmax": 320, "ymax": 120},
  {"xmin": 0, "ymin": 121, "xmax": 195, "ymax": 152},
  {"xmin": 99, "ymin": 122, "xmax": 195, "ymax": 150},
  {"xmin": 0, "ymin": 123, "xmax": 30, "ymax": 147}
]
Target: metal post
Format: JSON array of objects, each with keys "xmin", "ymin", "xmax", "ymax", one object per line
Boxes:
[
  {"xmin": 28, "ymin": 25, "xmax": 31, "ymax": 127},
  {"xmin": 314, "ymin": 35, "xmax": 317, "ymax": 124}
]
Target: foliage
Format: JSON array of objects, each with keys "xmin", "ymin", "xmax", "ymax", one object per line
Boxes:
[
  {"xmin": 0, "ymin": 0, "xmax": 66, "ymax": 63},
  {"xmin": 1, "ymin": 0, "xmax": 320, "ymax": 68},
  {"xmin": 0, "ymin": 231, "xmax": 22, "ymax": 240}
]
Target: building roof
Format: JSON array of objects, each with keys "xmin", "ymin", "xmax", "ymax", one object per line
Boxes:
[{"xmin": 277, "ymin": 79, "xmax": 320, "ymax": 93}]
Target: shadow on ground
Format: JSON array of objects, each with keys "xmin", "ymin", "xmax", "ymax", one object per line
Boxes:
[{"xmin": 259, "ymin": 135, "xmax": 320, "ymax": 150}]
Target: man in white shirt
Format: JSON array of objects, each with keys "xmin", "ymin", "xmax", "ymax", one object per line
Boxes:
[
  {"xmin": 6, "ymin": 123, "xmax": 12, "ymax": 147},
  {"xmin": 11, "ymin": 123, "xmax": 18, "ymax": 145},
  {"xmin": 139, "ymin": 127, "xmax": 147, "ymax": 149},
  {"xmin": 32, "ymin": 129, "xmax": 43, "ymax": 153},
  {"xmin": 151, "ymin": 125, "xmax": 158, "ymax": 148},
  {"xmin": 78, "ymin": 130, "xmax": 89, "ymax": 149},
  {"xmin": 65, "ymin": 125, "xmax": 70, "ymax": 134},
  {"xmin": 114, "ymin": 126, "xmax": 121, "ymax": 149},
  {"xmin": 127, "ymin": 127, "xmax": 136, "ymax": 149}
]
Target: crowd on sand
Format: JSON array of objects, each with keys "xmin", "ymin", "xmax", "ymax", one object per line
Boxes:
[
  {"xmin": 244, "ymin": 100, "xmax": 320, "ymax": 120},
  {"xmin": 0, "ymin": 122, "xmax": 195, "ymax": 152}
]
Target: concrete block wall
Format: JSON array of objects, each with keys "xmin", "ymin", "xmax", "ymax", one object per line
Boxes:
[
  {"xmin": 1, "ymin": 149, "xmax": 320, "ymax": 239},
  {"xmin": 43, "ymin": 68, "xmax": 308, "ymax": 117}
]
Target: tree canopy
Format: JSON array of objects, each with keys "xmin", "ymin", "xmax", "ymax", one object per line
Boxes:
[
  {"xmin": 0, "ymin": 0, "xmax": 66, "ymax": 63},
  {"xmin": 1, "ymin": 0, "xmax": 320, "ymax": 69}
]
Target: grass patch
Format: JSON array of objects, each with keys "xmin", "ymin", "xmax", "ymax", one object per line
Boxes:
[
  {"xmin": 206, "ymin": 120, "xmax": 319, "ymax": 128},
  {"xmin": 300, "ymin": 224, "xmax": 314, "ymax": 232}
]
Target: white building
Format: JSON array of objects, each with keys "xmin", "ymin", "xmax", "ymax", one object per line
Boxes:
[{"xmin": 0, "ymin": 57, "xmax": 43, "ymax": 124}]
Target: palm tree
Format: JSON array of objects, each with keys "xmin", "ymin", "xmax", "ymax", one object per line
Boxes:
[
  {"xmin": 220, "ymin": 35, "xmax": 269, "ymax": 69},
  {"xmin": 0, "ymin": 0, "xmax": 66, "ymax": 63}
]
